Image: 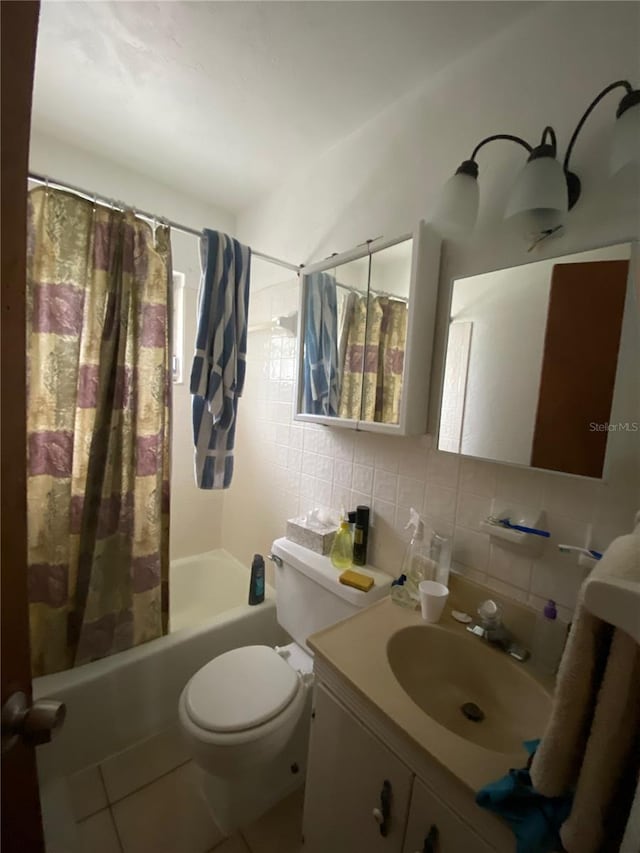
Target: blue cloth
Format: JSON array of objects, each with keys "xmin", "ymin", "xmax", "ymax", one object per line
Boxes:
[
  {"xmin": 303, "ymin": 272, "xmax": 339, "ymax": 416},
  {"xmin": 191, "ymin": 230, "xmax": 251, "ymax": 489},
  {"xmin": 476, "ymin": 740, "xmax": 572, "ymax": 853}
]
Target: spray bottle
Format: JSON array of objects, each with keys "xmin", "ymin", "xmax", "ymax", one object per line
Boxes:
[{"xmin": 401, "ymin": 508, "xmax": 436, "ymax": 599}]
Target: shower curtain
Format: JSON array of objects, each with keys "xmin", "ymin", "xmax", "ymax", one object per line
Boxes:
[
  {"xmin": 26, "ymin": 187, "xmax": 172, "ymax": 677},
  {"xmin": 338, "ymin": 295, "xmax": 407, "ymax": 423},
  {"xmin": 374, "ymin": 298, "xmax": 408, "ymax": 424},
  {"xmin": 338, "ymin": 295, "xmax": 369, "ymax": 420}
]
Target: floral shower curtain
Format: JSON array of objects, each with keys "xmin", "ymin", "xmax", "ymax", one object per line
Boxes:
[
  {"xmin": 338, "ymin": 295, "xmax": 407, "ymax": 423},
  {"xmin": 338, "ymin": 295, "xmax": 369, "ymax": 419},
  {"xmin": 374, "ymin": 299, "xmax": 408, "ymax": 424},
  {"xmin": 26, "ymin": 187, "xmax": 172, "ymax": 677}
]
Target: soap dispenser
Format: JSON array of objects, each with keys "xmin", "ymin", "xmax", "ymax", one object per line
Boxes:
[
  {"xmin": 330, "ymin": 514, "xmax": 353, "ymax": 570},
  {"xmin": 401, "ymin": 508, "xmax": 436, "ymax": 595}
]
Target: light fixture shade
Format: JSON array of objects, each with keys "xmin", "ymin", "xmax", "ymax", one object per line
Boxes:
[
  {"xmin": 611, "ymin": 101, "xmax": 640, "ymax": 174},
  {"xmin": 505, "ymin": 154, "xmax": 568, "ymax": 235},
  {"xmin": 433, "ymin": 171, "xmax": 479, "ymax": 238}
]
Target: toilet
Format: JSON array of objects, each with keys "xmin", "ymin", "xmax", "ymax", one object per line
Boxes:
[{"xmin": 178, "ymin": 536, "xmax": 392, "ymax": 832}]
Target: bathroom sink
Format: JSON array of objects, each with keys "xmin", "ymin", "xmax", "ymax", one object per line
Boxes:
[{"xmin": 387, "ymin": 625, "xmax": 551, "ymax": 754}]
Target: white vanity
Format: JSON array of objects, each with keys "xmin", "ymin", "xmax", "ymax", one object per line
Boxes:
[{"xmin": 302, "ymin": 593, "xmax": 553, "ymax": 853}]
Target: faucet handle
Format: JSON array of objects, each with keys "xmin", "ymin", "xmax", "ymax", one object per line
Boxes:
[{"xmin": 477, "ymin": 599, "xmax": 501, "ymax": 628}]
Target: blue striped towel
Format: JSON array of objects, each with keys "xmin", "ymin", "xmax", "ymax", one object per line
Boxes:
[
  {"xmin": 303, "ymin": 272, "xmax": 339, "ymax": 416},
  {"xmin": 191, "ymin": 230, "xmax": 251, "ymax": 489}
]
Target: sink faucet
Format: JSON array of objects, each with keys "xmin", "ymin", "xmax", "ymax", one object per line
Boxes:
[{"xmin": 467, "ymin": 600, "xmax": 530, "ymax": 662}]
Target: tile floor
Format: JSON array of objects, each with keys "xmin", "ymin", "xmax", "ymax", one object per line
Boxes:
[{"xmin": 61, "ymin": 725, "xmax": 304, "ymax": 853}]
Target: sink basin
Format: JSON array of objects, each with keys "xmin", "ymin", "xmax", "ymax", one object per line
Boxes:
[{"xmin": 387, "ymin": 626, "xmax": 551, "ymax": 753}]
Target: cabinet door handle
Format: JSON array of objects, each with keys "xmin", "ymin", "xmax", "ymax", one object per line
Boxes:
[
  {"xmin": 422, "ymin": 824, "xmax": 439, "ymax": 852},
  {"xmin": 376, "ymin": 779, "xmax": 392, "ymax": 837}
]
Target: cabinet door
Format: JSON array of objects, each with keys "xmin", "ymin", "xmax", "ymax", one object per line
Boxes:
[
  {"xmin": 294, "ymin": 221, "xmax": 441, "ymax": 436},
  {"xmin": 303, "ymin": 684, "xmax": 413, "ymax": 853},
  {"xmin": 403, "ymin": 777, "xmax": 495, "ymax": 853}
]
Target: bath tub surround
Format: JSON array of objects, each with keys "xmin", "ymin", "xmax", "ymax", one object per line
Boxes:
[{"xmin": 34, "ymin": 549, "xmax": 286, "ymax": 784}]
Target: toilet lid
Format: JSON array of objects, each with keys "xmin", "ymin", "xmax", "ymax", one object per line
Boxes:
[{"xmin": 184, "ymin": 645, "xmax": 300, "ymax": 733}]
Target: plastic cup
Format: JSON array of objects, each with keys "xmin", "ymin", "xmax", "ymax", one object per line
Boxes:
[{"xmin": 419, "ymin": 580, "xmax": 449, "ymax": 623}]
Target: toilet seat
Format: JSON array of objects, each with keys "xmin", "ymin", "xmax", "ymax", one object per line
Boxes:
[
  {"xmin": 179, "ymin": 644, "xmax": 311, "ymax": 778},
  {"xmin": 184, "ymin": 645, "xmax": 300, "ymax": 734}
]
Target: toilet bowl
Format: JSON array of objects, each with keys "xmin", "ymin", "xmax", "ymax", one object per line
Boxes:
[
  {"xmin": 178, "ymin": 643, "xmax": 312, "ymax": 778},
  {"xmin": 177, "ymin": 537, "xmax": 392, "ymax": 831}
]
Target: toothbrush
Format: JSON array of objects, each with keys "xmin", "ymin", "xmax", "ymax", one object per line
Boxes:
[
  {"xmin": 487, "ymin": 516, "xmax": 551, "ymax": 538},
  {"xmin": 557, "ymin": 544, "xmax": 603, "ymax": 560}
]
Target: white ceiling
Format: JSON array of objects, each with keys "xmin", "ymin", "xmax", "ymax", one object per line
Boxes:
[{"xmin": 32, "ymin": 1, "xmax": 538, "ymax": 213}]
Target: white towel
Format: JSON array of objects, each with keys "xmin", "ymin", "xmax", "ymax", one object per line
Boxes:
[{"xmin": 531, "ymin": 517, "xmax": 640, "ymax": 853}]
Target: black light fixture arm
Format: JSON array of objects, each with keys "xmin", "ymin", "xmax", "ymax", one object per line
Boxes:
[
  {"xmin": 470, "ymin": 133, "xmax": 533, "ymax": 161},
  {"xmin": 454, "ymin": 133, "xmax": 534, "ymax": 178},
  {"xmin": 563, "ymin": 80, "xmax": 634, "ymax": 173},
  {"xmin": 540, "ymin": 126, "xmax": 557, "ymax": 153}
]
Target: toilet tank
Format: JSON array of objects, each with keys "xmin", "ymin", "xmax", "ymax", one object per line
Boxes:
[{"xmin": 270, "ymin": 537, "xmax": 392, "ymax": 651}]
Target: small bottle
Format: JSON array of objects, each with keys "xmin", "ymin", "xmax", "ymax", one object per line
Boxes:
[
  {"xmin": 330, "ymin": 518, "xmax": 353, "ymax": 570},
  {"xmin": 352, "ymin": 505, "xmax": 369, "ymax": 566},
  {"xmin": 248, "ymin": 554, "xmax": 265, "ymax": 605},
  {"xmin": 532, "ymin": 600, "xmax": 566, "ymax": 674},
  {"xmin": 391, "ymin": 581, "xmax": 416, "ymax": 609}
]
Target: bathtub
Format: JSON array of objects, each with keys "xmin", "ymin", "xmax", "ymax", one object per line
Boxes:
[{"xmin": 34, "ymin": 549, "xmax": 286, "ymax": 782}]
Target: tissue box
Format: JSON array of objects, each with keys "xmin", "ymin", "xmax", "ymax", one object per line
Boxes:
[{"xmin": 286, "ymin": 517, "xmax": 337, "ymax": 555}]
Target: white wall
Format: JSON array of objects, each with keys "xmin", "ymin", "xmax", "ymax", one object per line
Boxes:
[
  {"xmin": 226, "ymin": 1, "xmax": 640, "ymax": 614},
  {"xmin": 29, "ymin": 131, "xmax": 236, "ymax": 560}
]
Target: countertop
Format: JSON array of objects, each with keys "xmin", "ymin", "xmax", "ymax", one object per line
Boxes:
[{"xmin": 307, "ymin": 595, "xmax": 554, "ymax": 796}]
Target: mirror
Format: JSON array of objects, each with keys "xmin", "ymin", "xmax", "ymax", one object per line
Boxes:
[
  {"xmin": 297, "ymin": 236, "xmax": 414, "ymax": 428},
  {"xmin": 360, "ymin": 241, "xmax": 412, "ymax": 425},
  {"xmin": 301, "ymin": 256, "xmax": 369, "ymax": 419},
  {"xmin": 438, "ymin": 243, "xmax": 636, "ymax": 478}
]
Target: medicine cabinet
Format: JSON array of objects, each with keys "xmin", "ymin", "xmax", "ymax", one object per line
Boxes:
[
  {"xmin": 294, "ymin": 221, "xmax": 441, "ymax": 436},
  {"xmin": 437, "ymin": 241, "xmax": 639, "ymax": 479}
]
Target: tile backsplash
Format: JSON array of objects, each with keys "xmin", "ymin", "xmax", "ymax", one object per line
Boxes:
[{"xmin": 222, "ymin": 279, "xmax": 639, "ymax": 620}]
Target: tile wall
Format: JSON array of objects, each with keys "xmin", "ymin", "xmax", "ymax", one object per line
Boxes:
[{"xmin": 222, "ymin": 281, "xmax": 639, "ymax": 620}]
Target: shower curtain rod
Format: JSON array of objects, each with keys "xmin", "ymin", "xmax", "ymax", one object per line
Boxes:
[
  {"xmin": 28, "ymin": 172, "xmax": 300, "ymax": 273},
  {"xmin": 335, "ymin": 280, "xmax": 408, "ymax": 302}
]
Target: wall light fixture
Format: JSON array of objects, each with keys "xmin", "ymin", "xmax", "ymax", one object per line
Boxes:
[{"xmin": 434, "ymin": 80, "xmax": 640, "ymax": 240}]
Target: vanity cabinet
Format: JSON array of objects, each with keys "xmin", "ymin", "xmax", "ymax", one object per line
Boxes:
[
  {"xmin": 402, "ymin": 777, "xmax": 494, "ymax": 853},
  {"xmin": 303, "ymin": 682, "xmax": 508, "ymax": 853},
  {"xmin": 303, "ymin": 683, "xmax": 413, "ymax": 853}
]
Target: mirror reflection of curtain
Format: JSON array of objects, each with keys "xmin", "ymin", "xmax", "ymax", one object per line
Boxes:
[
  {"xmin": 338, "ymin": 295, "xmax": 408, "ymax": 423},
  {"xmin": 303, "ymin": 272, "xmax": 339, "ymax": 416},
  {"xmin": 338, "ymin": 295, "xmax": 367, "ymax": 419},
  {"xmin": 374, "ymin": 299, "xmax": 408, "ymax": 424}
]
